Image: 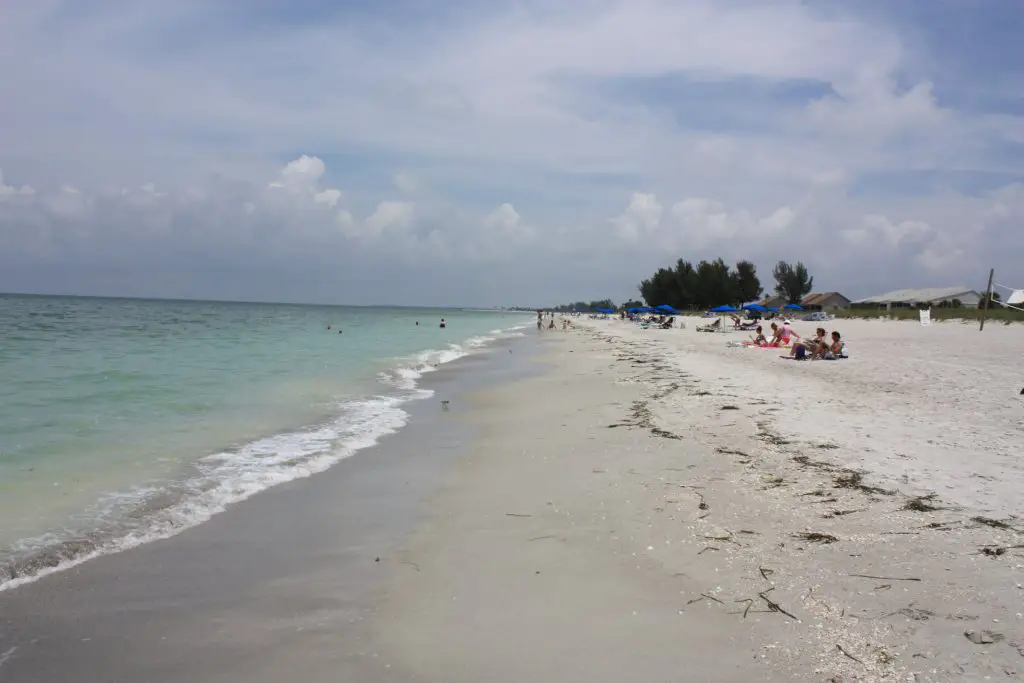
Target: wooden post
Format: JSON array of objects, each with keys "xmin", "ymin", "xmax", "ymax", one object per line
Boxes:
[{"xmin": 980, "ymin": 268, "xmax": 995, "ymax": 331}]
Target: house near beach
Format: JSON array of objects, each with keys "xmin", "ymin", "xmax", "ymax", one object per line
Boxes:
[
  {"xmin": 801, "ymin": 292, "xmax": 851, "ymax": 310},
  {"xmin": 852, "ymin": 286, "xmax": 982, "ymax": 309},
  {"xmin": 757, "ymin": 295, "xmax": 788, "ymax": 309},
  {"xmin": 755, "ymin": 292, "xmax": 851, "ymax": 310}
]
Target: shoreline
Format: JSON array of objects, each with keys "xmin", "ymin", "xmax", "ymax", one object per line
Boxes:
[
  {"xmin": 2, "ymin": 321, "xmax": 1022, "ymax": 680},
  {"xmin": 0, "ymin": 317, "xmax": 531, "ymax": 593},
  {"xmin": 0, "ymin": 331, "xmax": 547, "ymax": 681}
]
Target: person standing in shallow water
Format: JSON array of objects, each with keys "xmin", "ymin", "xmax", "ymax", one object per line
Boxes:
[{"xmin": 439, "ymin": 318, "xmax": 446, "ymax": 329}]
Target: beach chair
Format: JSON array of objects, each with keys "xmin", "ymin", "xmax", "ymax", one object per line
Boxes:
[{"xmin": 696, "ymin": 318, "xmax": 722, "ymax": 332}]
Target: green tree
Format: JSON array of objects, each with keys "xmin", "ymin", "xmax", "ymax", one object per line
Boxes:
[
  {"xmin": 693, "ymin": 258, "xmax": 737, "ymax": 308},
  {"xmin": 672, "ymin": 259, "xmax": 697, "ymax": 309},
  {"xmin": 639, "ymin": 257, "xmax": 756, "ymax": 310},
  {"xmin": 772, "ymin": 260, "xmax": 814, "ymax": 304},
  {"xmin": 979, "ymin": 291, "xmax": 1001, "ymax": 309},
  {"xmin": 639, "ymin": 266, "xmax": 677, "ymax": 307},
  {"xmin": 552, "ymin": 299, "xmax": 617, "ymax": 312},
  {"xmin": 733, "ymin": 260, "xmax": 762, "ymax": 303}
]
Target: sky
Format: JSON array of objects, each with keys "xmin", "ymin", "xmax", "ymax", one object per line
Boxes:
[{"xmin": 1, "ymin": 0, "xmax": 1023, "ymax": 307}]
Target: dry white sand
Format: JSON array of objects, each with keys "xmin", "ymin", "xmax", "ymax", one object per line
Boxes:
[
  {"xmin": 360, "ymin": 321, "xmax": 1024, "ymax": 682},
  {"xmin": 610, "ymin": 315, "xmax": 1024, "ymax": 518}
]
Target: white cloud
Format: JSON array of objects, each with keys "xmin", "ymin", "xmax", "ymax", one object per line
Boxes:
[
  {"xmin": 860, "ymin": 215, "xmax": 932, "ymax": 249},
  {"xmin": 363, "ymin": 200, "xmax": 415, "ymax": 236},
  {"xmin": 0, "ymin": 168, "xmax": 35, "ymax": 199},
  {"xmin": 0, "ymin": 1, "xmax": 1022, "ymax": 303},
  {"xmin": 393, "ymin": 172, "xmax": 422, "ymax": 195},
  {"xmin": 483, "ymin": 203, "xmax": 520, "ymax": 230},
  {"xmin": 482, "ymin": 202, "xmax": 536, "ymax": 248},
  {"xmin": 613, "ymin": 192, "xmax": 662, "ymax": 242},
  {"xmin": 272, "ymin": 155, "xmax": 326, "ymax": 188},
  {"xmin": 806, "ymin": 68, "xmax": 949, "ymax": 139},
  {"xmin": 313, "ymin": 189, "xmax": 341, "ymax": 207}
]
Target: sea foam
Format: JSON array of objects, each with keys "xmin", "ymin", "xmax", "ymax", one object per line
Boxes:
[{"xmin": 0, "ymin": 323, "xmax": 527, "ymax": 592}]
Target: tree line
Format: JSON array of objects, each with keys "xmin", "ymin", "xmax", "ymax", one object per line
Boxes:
[
  {"xmin": 551, "ymin": 299, "xmax": 617, "ymax": 313},
  {"xmin": 638, "ymin": 259, "xmax": 814, "ymax": 310}
]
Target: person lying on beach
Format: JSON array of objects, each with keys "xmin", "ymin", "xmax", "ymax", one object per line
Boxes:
[
  {"xmin": 789, "ymin": 328, "xmax": 826, "ymax": 358},
  {"xmin": 730, "ymin": 315, "xmax": 758, "ymax": 330}
]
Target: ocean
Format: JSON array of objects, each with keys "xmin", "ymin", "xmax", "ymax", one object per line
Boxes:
[{"xmin": 0, "ymin": 294, "xmax": 531, "ymax": 589}]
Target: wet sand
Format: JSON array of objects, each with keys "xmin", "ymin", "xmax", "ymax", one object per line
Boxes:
[
  {"xmin": 3, "ymin": 323, "xmax": 1023, "ymax": 681},
  {"xmin": 0, "ymin": 339, "xmax": 542, "ymax": 682}
]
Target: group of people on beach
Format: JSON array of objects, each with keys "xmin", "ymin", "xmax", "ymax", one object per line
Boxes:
[
  {"xmin": 535, "ymin": 310, "xmax": 574, "ymax": 331},
  {"xmin": 786, "ymin": 327, "xmax": 844, "ymax": 359},
  {"xmin": 745, "ymin": 322, "xmax": 845, "ymax": 359}
]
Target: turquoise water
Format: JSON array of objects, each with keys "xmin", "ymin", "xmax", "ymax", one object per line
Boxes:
[{"xmin": 0, "ymin": 294, "xmax": 531, "ymax": 587}]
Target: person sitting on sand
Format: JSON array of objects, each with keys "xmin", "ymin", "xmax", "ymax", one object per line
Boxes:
[
  {"xmin": 779, "ymin": 320, "xmax": 800, "ymax": 344},
  {"xmin": 743, "ymin": 325, "xmax": 767, "ymax": 346},
  {"xmin": 767, "ymin": 322, "xmax": 783, "ymax": 346},
  {"xmin": 822, "ymin": 331, "xmax": 845, "ymax": 359},
  {"xmin": 789, "ymin": 327, "xmax": 826, "ymax": 358}
]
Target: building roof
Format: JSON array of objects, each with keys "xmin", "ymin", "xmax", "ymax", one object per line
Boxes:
[
  {"xmin": 853, "ymin": 286, "xmax": 980, "ymax": 305},
  {"xmin": 802, "ymin": 291, "xmax": 849, "ymax": 306}
]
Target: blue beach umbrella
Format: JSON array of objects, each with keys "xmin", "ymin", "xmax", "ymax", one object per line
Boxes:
[
  {"xmin": 783, "ymin": 303, "xmax": 803, "ymax": 310},
  {"xmin": 709, "ymin": 305, "xmax": 739, "ymax": 313},
  {"xmin": 654, "ymin": 304, "xmax": 678, "ymax": 314},
  {"xmin": 742, "ymin": 304, "xmax": 768, "ymax": 312}
]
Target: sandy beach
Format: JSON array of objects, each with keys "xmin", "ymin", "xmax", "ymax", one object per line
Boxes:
[
  {"xmin": 361, "ymin": 318, "xmax": 1024, "ymax": 682},
  {"xmin": 2, "ymin": 318, "xmax": 1023, "ymax": 681}
]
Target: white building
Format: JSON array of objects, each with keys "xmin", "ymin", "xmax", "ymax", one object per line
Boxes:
[{"xmin": 852, "ymin": 286, "xmax": 982, "ymax": 309}]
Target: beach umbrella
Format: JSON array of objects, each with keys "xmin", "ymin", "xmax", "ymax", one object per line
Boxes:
[
  {"xmin": 783, "ymin": 303, "xmax": 803, "ymax": 310},
  {"xmin": 653, "ymin": 304, "xmax": 678, "ymax": 314},
  {"xmin": 709, "ymin": 305, "xmax": 739, "ymax": 313},
  {"xmin": 742, "ymin": 304, "xmax": 768, "ymax": 312}
]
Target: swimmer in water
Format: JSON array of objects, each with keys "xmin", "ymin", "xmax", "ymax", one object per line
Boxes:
[{"xmin": 440, "ymin": 318, "xmax": 446, "ymax": 329}]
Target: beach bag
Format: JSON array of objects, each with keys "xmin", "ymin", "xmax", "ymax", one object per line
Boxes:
[{"xmin": 794, "ymin": 346, "xmax": 806, "ymax": 360}]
